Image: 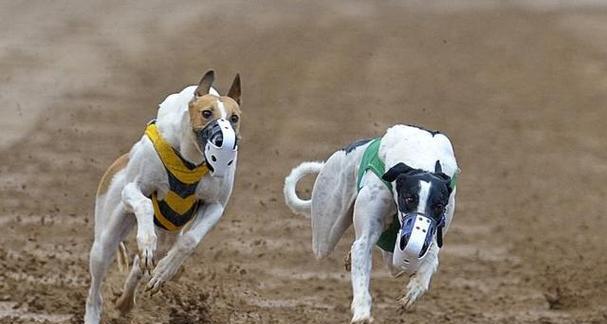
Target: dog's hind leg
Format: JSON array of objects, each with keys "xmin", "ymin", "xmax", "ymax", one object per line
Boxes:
[
  {"xmin": 350, "ymin": 177, "xmax": 393, "ymax": 323},
  {"xmin": 115, "ymin": 255, "xmax": 142, "ymax": 315},
  {"xmin": 310, "ymin": 151, "xmax": 358, "ymax": 259},
  {"xmin": 116, "ymin": 242, "xmax": 130, "ymax": 273},
  {"xmin": 85, "ymin": 203, "xmax": 136, "ymax": 324},
  {"xmin": 115, "ymin": 229, "xmax": 176, "ymax": 314}
]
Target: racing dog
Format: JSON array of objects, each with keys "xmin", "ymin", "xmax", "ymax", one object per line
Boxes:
[
  {"xmin": 84, "ymin": 70, "xmax": 241, "ymax": 324},
  {"xmin": 284, "ymin": 125, "xmax": 459, "ymax": 323}
]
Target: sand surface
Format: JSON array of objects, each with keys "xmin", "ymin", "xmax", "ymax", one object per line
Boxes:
[{"xmin": 0, "ymin": 1, "xmax": 606, "ymax": 323}]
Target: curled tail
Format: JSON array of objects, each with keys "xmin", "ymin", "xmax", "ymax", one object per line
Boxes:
[{"xmin": 283, "ymin": 161, "xmax": 324, "ymax": 217}]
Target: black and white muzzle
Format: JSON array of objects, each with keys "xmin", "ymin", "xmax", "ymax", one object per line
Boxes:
[
  {"xmin": 392, "ymin": 210, "xmax": 445, "ymax": 274},
  {"xmin": 195, "ymin": 118, "xmax": 238, "ymax": 177}
]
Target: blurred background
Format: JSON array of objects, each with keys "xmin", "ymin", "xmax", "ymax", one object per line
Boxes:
[{"xmin": 0, "ymin": 1, "xmax": 606, "ymax": 323}]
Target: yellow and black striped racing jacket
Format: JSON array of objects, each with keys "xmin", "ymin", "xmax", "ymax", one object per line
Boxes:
[{"xmin": 145, "ymin": 121, "xmax": 209, "ymax": 232}]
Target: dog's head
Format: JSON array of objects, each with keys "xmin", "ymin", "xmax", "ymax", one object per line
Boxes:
[
  {"xmin": 188, "ymin": 70, "xmax": 242, "ymax": 176},
  {"xmin": 382, "ymin": 160, "xmax": 453, "ymax": 248},
  {"xmin": 189, "ymin": 70, "xmax": 241, "ymax": 137}
]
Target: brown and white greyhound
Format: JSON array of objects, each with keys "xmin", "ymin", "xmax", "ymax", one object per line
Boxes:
[{"xmin": 84, "ymin": 70, "xmax": 241, "ymax": 324}]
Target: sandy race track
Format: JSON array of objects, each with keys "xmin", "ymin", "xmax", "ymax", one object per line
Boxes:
[{"xmin": 1, "ymin": 1, "xmax": 606, "ymax": 323}]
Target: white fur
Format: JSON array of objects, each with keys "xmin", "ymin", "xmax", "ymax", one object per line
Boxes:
[
  {"xmin": 283, "ymin": 125, "xmax": 458, "ymax": 323},
  {"xmin": 417, "ymin": 180, "xmax": 431, "ymax": 214},
  {"xmin": 217, "ymin": 99, "xmax": 227, "ymax": 118},
  {"xmin": 84, "ymin": 85, "xmax": 236, "ymax": 324},
  {"xmin": 380, "ymin": 125, "xmax": 457, "ymax": 179}
]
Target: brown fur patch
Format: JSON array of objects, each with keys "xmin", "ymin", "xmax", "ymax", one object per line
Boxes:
[
  {"xmin": 188, "ymin": 94, "xmax": 241, "ymax": 134},
  {"xmin": 96, "ymin": 153, "xmax": 129, "ymax": 196}
]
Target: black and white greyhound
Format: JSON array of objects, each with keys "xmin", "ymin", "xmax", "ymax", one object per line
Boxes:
[{"xmin": 284, "ymin": 124, "xmax": 459, "ymax": 323}]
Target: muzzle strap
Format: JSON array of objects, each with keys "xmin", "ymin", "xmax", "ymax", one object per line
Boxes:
[{"xmin": 399, "ymin": 211, "xmax": 446, "ymax": 251}]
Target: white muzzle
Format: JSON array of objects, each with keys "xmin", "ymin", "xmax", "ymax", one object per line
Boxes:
[
  {"xmin": 392, "ymin": 213, "xmax": 437, "ymax": 274},
  {"xmin": 203, "ymin": 118, "xmax": 238, "ymax": 177}
]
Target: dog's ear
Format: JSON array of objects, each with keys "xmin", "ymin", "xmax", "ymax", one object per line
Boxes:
[
  {"xmin": 227, "ymin": 73, "xmax": 241, "ymax": 105},
  {"xmin": 195, "ymin": 70, "xmax": 215, "ymax": 98},
  {"xmin": 434, "ymin": 160, "xmax": 452, "ymax": 189},
  {"xmin": 434, "ymin": 160, "xmax": 442, "ymax": 173},
  {"xmin": 436, "ymin": 175, "xmax": 454, "ymax": 195},
  {"xmin": 382, "ymin": 162, "xmax": 414, "ymax": 182}
]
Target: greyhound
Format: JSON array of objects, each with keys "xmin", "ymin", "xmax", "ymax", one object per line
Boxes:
[
  {"xmin": 84, "ymin": 70, "xmax": 241, "ymax": 323},
  {"xmin": 284, "ymin": 124, "xmax": 459, "ymax": 323}
]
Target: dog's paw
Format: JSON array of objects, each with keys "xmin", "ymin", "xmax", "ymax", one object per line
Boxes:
[
  {"xmin": 115, "ymin": 293, "xmax": 135, "ymax": 315},
  {"xmin": 136, "ymin": 230, "xmax": 157, "ymax": 273},
  {"xmin": 351, "ymin": 314, "xmax": 374, "ymax": 323},
  {"xmin": 399, "ymin": 278, "xmax": 427, "ymax": 311},
  {"xmin": 351, "ymin": 294, "xmax": 373, "ymax": 323},
  {"xmin": 145, "ymin": 252, "xmax": 183, "ymax": 295}
]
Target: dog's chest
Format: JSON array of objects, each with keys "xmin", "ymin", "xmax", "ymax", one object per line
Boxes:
[
  {"xmin": 146, "ymin": 122, "xmax": 211, "ymax": 231},
  {"xmin": 151, "ymin": 165, "xmax": 212, "ymax": 232}
]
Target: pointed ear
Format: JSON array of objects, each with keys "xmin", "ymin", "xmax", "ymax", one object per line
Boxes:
[
  {"xmin": 382, "ymin": 162, "xmax": 414, "ymax": 182},
  {"xmin": 227, "ymin": 73, "xmax": 241, "ymax": 105},
  {"xmin": 195, "ymin": 70, "xmax": 215, "ymax": 97},
  {"xmin": 434, "ymin": 160, "xmax": 452, "ymax": 183},
  {"xmin": 434, "ymin": 160, "xmax": 442, "ymax": 173},
  {"xmin": 435, "ymin": 171, "xmax": 453, "ymax": 194}
]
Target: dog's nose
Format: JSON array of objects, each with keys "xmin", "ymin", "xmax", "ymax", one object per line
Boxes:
[{"xmin": 213, "ymin": 134, "xmax": 223, "ymax": 146}]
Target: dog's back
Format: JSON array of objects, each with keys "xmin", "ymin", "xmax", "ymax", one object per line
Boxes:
[{"xmin": 380, "ymin": 124, "xmax": 458, "ymax": 178}]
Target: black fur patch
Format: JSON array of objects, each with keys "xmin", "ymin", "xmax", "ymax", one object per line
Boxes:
[
  {"xmin": 406, "ymin": 124, "xmax": 442, "ymax": 137},
  {"xmin": 341, "ymin": 138, "xmax": 373, "ymax": 154},
  {"xmin": 382, "ymin": 162, "xmax": 451, "ymax": 220}
]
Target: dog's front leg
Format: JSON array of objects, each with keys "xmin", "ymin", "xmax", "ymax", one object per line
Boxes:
[
  {"xmin": 122, "ymin": 182, "xmax": 157, "ymax": 273},
  {"xmin": 146, "ymin": 202, "xmax": 224, "ymax": 294},
  {"xmin": 350, "ymin": 185, "xmax": 390, "ymax": 323},
  {"xmin": 400, "ymin": 243, "xmax": 439, "ymax": 311}
]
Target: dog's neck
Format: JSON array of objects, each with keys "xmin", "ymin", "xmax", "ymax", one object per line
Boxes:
[
  {"xmin": 155, "ymin": 86, "xmax": 205, "ymax": 166},
  {"xmin": 177, "ymin": 113, "xmax": 204, "ymax": 165}
]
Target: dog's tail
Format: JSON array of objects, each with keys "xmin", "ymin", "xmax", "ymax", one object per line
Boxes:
[{"xmin": 284, "ymin": 161, "xmax": 324, "ymax": 218}]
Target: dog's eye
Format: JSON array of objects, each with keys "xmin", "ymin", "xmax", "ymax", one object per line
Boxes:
[
  {"xmin": 202, "ymin": 110, "xmax": 213, "ymax": 119},
  {"xmin": 230, "ymin": 114, "xmax": 239, "ymax": 123}
]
